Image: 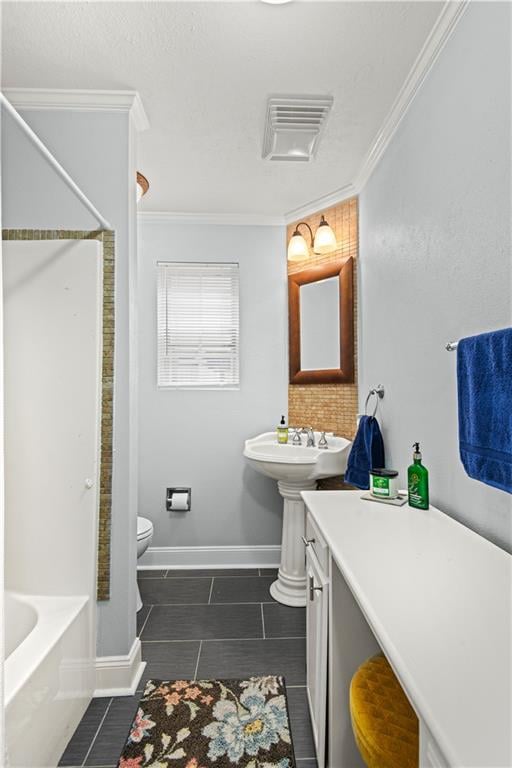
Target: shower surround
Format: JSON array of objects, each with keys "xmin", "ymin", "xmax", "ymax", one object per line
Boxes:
[{"xmin": 2, "ymin": 232, "xmax": 106, "ymax": 766}]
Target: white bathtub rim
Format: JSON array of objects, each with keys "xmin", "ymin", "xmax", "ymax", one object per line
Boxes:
[
  {"xmin": 4, "ymin": 591, "xmax": 89, "ymax": 707},
  {"xmin": 5, "ymin": 590, "xmax": 37, "ymax": 657}
]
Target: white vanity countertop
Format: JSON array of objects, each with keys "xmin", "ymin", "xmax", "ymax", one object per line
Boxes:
[{"xmin": 302, "ymin": 490, "xmax": 512, "ymax": 768}]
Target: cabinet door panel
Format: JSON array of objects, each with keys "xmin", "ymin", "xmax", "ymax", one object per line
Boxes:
[
  {"xmin": 306, "ymin": 512, "xmax": 330, "ymax": 574},
  {"xmin": 306, "ymin": 544, "xmax": 329, "ymax": 768}
]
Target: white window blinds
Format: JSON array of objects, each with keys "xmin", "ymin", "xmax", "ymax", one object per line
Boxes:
[{"xmin": 157, "ymin": 262, "xmax": 240, "ymax": 388}]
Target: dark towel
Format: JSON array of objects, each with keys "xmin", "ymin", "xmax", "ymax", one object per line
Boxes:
[
  {"xmin": 344, "ymin": 415, "xmax": 385, "ymax": 490},
  {"xmin": 457, "ymin": 327, "xmax": 512, "ymax": 494}
]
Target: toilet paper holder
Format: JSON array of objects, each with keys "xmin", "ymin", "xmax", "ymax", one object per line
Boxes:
[{"xmin": 166, "ymin": 487, "xmax": 191, "ymax": 512}]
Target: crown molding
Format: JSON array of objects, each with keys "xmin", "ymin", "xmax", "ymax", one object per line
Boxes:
[
  {"xmin": 2, "ymin": 88, "xmax": 149, "ymax": 132},
  {"xmin": 138, "ymin": 211, "xmax": 285, "ymax": 226},
  {"xmin": 284, "ymin": 0, "xmax": 469, "ymax": 223},
  {"xmin": 354, "ymin": 0, "xmax": 469, "ymax": 191},
  {"xmin": 284, "ymin": 183, "xmax": 356, "ymax": 224}
]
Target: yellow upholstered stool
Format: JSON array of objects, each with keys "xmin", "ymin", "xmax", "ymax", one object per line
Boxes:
[{"xmin": 350, "ymin": 653, "xmax": 419, "ymax": 768}]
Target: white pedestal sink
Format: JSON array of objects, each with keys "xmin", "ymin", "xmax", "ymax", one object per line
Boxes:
[{"xmin": 243, "ymin": 432, "xmax": 352, "ymax": 606}]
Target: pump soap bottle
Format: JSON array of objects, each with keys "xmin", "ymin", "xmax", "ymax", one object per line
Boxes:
[
  {"xmin": 408, "ymin": 442, "xmax": 429, "ymax": 509},
  {"xmin": 277, "ymin": 415, "xmax": 288, "ymax": 444}
]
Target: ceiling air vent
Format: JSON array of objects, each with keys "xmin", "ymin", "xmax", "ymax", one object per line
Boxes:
[{"xmin": 262, "ymin": 95, "xmax": 334, "ymax": 162}]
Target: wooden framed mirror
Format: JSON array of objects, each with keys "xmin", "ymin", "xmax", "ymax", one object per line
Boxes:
[{"xmin": 288, "ymin": 257, "xmax": 354, "ymax": 384}]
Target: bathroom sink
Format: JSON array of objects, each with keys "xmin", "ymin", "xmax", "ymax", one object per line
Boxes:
[
  {"xmin": 244, "ymin": 430, "xmax": 352, "ymax": 607},
  {"xmin": 244, "ymin": 431, "xmax": 351, "ymax": 482}
]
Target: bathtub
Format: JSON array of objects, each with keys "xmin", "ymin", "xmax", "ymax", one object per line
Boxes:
[{"xmin": 5, "ymin": 591, "xmax": 94, "ymax": 768}]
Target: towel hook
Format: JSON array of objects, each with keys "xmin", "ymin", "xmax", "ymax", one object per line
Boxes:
[{"xmin": 364, "ymin": 385, "xmax": 385, "ymax": 418}]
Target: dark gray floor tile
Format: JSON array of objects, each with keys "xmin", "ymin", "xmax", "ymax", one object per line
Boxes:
[
  {"xmin": 211, "ymin": 576, "xmax": 275, "ymax": 603},
  {"xmin": 139, "ymin": 641, "xmax": 200, "ymax": 690},
  {"xmin": 263, "ymin": 603, "xmax": 306, "ymax": 638},
  {"xmin": 167, "ymin": 568, "xmax": 259, "ymax": 578},
  {"xmin": 295, "ymin": 760, "xmax": 317, "ymax": 768},
  {"xmin": 136, "ymin": 604, "xmax": 151, "ymax": 635},
  {"xmin": 197, "ymin": 638, "xmax": 306, "ymax": 685},
  {"xmin": 287, "ymin": 687, "xmax": 316, "ymax": 760},
  {"xmin": 85, "ymin": 696, "xmax": 139, "ymax": 766},
  {"xmin": 59, "ymin": 698, "xmax": 111, "ymax": 766},
  {"xmin": 259, "ymin": 568, "xmax": 279, "ymax": 576},
  {"xmin": 142, "ymin": 603, "xmax": 263, "ymax": 641},
  {"xmin": 138, "ymin": 577, "xmax": 211, "ymax": 605},
  {"xmin": 137, "ymin": 569, "xmax": 167, "ymax": 579}
]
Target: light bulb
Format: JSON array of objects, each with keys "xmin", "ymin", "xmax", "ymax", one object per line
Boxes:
[
  {"xmin": 313, "ymin": 215, "xmax": 337, "ymax": 254},
  {"xmin": 287, "ymin": 232, "xmax": 309, "ymax": 261}
]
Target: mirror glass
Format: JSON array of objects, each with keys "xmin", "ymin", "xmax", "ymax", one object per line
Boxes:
[{"xmin": 299, "ymin": 276, "xmax": 340, "ymax": 370}]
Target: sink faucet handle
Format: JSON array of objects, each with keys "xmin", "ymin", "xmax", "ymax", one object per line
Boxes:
[
  {"xmin": 291, "ymin": 429, "xmax": 302, "ymax": 445},
  {"xmin": 318, "ymin": 431, "xmax": 328, "ymax": 449}
]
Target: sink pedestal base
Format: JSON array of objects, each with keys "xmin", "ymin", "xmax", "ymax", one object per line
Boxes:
[{"xmin": 270, "ymin": 479, "xmax": 317, "ymax": 607}]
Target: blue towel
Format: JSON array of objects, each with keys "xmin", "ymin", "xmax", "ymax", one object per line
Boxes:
[
  {"xmin": 457, "ymin": 327, "xmax": 512, "ymax": 494},
  {"xmin": 344, "ymin": 415, "xmax": 385, "ymax": 490}
]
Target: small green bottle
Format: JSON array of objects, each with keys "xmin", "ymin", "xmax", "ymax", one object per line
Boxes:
[
  {"xmin": 408, "ymin": 442, "xmax": 429, "ymax": 509},
  {"xmin": 277, "ymin": 415, "xmax": 289, "ymax": 444}
]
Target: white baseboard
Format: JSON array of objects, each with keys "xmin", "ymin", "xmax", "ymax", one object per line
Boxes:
[
  {"xmin": 139, "ymin": 544, "xmax": 281, "ymax": 570},
  {"xmin": 94, "ymin": 637, "xmax": 146, "ymax": 697}
]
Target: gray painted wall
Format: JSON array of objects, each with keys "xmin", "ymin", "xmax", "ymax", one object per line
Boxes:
[
  {"xmin": 137, "ymin": 220, "xmax": 287, "ymax": 550},
  {"xmin": 359, "ymin": 2, "xmax": 512, "ymax": 551},
  {"xmin": 1, "ymin": 107, "xmax": 138, "ymax": 655}
]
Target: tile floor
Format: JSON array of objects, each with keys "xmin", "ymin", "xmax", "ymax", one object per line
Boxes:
[{"xmin": 59, "ymin": 569, "xmax": 316, "ymax": 768}]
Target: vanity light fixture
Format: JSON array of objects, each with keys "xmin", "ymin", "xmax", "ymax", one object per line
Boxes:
[
  {"xmin": 137, "ymin": 171, "xmax": 149, "ymax": 202},
  {"xmin": 287, "ymin": 216, "xmax": 337, "ymax": 261},
  {"xmin": 287, "ymin": 222, "xmax": 314, "ymax": 261},
  {"xmin": 313, "ymin": 215, "xmax": 337, "ymax": 255}
]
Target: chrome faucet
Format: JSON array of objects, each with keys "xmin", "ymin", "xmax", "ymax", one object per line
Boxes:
[{"xmin": 306, "ymin": 427, "xmax": 315, "ymax": 447}]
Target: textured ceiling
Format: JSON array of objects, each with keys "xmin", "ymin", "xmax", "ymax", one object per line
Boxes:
[{"xmin": 2, "ymin": 1, "xmax": 443, "ymax": 216}]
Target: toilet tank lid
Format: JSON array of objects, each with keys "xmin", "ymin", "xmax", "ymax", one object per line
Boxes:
[{"xmin": 137, "ymin": 517, "xmax": 153, "ymax": 538}]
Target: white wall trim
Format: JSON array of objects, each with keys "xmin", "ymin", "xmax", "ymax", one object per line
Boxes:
[
  {"xmin": 2, "ymin": 88, "xmax": 150, "ymax": 132},
  {"xmin": 138, "ymin": 211, "xmax": 285, "ymax": 226},
  {"xmin": 353, "ymin": 0, "xmax": 470, "ymax": 192},
  {"xmin": 139, "ymin": 544, "xmax": 281, "ymax": 570},
  {"xmin": 283, "ymin": 183, "xmax": 356, "ymax": 224},
  {"xmin": 283, "ymin": 0, "xmax": 469, "ymax": 223},
  {"xmin": 94, "ymin": 637, "xmax": 146, "ymax": 698}
]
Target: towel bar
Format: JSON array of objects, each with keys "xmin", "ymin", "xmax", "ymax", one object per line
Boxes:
[
  {"xmin": 364, "ymin": 385, "xmax": 385, "ymax": 417},
  {"xmin": 446, "ymin": 341, "xmax": 458, "ymax": 351}
]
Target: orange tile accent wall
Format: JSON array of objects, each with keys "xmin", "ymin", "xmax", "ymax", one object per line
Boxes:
[{"xmin": 288, "ymin": 197, "xmax": 359, "ymax": 445}]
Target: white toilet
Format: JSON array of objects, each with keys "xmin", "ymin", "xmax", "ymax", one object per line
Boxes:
[{"xmin": 136, "ymin": 516, "xmax": 154, "ymax": 612}]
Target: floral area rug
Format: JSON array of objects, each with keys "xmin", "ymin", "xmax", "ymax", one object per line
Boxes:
[{"xmin": 117, "ymin": 677, "xmax": 296, "ymax": 768}]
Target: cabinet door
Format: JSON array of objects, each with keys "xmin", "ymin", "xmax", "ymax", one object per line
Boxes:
[{"xmin": 306, "ymin": 544, "xmax": 329, "ymax": 768}]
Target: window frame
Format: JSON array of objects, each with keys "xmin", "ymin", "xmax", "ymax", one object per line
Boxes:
[{"xmin": 156, "ymin": 260, "xmax": 241, "ymax": 391}]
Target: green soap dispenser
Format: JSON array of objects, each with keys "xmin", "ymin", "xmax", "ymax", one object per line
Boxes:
[
  {"xmin": 277, "ymin": 415, "xmax": 288, "ymax": 444},
  {"xmin": 408, "ymin": 442, "xmax": 429, "ymax": 509}
]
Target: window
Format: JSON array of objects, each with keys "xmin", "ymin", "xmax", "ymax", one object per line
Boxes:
[{"xmin": 157, "ymin": 262, "xmax": 240, "ymax": 389}]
